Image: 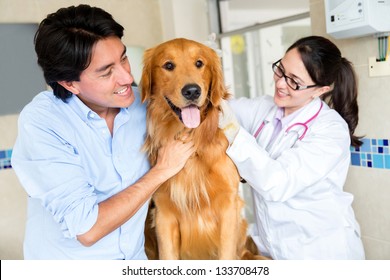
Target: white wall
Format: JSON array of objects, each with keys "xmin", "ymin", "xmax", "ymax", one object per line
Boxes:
[
  {"xmin": 158, "ymin": 0, "xmax": 210, "ymax": 42},
  {"xmin": 0, "ymin": 115, "xmax": 24, "ymax": 259}
]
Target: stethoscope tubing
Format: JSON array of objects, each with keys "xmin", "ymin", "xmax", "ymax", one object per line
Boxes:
[{"xmin": 254, "ymin": 101, "xmax": 323, "ymax": 141}]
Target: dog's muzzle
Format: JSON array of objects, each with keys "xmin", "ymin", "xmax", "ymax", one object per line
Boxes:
[{"xmin": 164, "ymin": 83, "xmax": 202, "ymax": 129}]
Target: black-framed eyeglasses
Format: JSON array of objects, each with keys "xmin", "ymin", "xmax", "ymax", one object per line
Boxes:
[{"xmin": 272, "ymin": 59, "xmax": 318, "ymax": 91}]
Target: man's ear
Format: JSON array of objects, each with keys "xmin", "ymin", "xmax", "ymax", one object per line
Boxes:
[{"xmin": 57, "ymin": 81, "xmax": 80, "ymax": 95}]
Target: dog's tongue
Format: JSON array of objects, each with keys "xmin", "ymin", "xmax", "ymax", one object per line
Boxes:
[{"xmin": 181, "ymin": 105, "xmax": 200, "ymax": 128}]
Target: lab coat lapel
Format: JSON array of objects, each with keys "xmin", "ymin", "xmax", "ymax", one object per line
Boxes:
[
  {"xmin": 283, "ymin": 98, "xmax": 322, "ymax": 130},
  {"xmin": 256, "ymin": 106, "xmax": 279, "ymax": 149},
  {"xmin": 267, "ymin": 98, "xmax": 323, "ymax": 158}
]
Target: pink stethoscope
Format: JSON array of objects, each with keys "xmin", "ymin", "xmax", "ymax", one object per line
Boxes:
[{"xmin": 253, "ymin": 101, "xmax": 323, "ymax": 157}]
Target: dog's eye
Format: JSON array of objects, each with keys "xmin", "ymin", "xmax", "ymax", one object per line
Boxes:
[
  {"xmin": 163, "ymin": 62, "xmax": 175, "ymax": 71},
  {"xmin": 195, "ymin": 60, "xmax": 204, "ymax": 68}
]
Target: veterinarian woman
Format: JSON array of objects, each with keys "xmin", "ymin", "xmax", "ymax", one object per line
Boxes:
[
  {"xmin": 11, "ymin": 5, "xmax": 195, "ymax": 259},
  {"xmin": 219, "ymin": 36, "xmax": 365, "ymax": 260}
]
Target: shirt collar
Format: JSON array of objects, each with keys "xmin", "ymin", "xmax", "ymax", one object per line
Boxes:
[
  {"xmin": 68, "ymin": 95, "xmax": 130, "ymax": 122},
  {"xmin": 275, "ymin": 107, "xmax": 284, "ymax": 121}
]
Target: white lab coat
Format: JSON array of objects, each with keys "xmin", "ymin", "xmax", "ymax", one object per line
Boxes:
[{"xmin": 227, "ymin": 95, "xmax": 365, "ymax": 259}]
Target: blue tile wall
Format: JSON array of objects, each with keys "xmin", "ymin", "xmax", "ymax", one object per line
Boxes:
[
  {"xmin": 0, "ymin": 149, "xmax": 12, "ymax": 170},
  {"xmin": 350, "ymin": 138, "xmax": 390, "ymax": 169},
  {"xmin": 1, "ymin": 138, "xmax": 390, "ymax": 171}
]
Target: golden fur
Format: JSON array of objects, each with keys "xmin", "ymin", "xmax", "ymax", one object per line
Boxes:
[{"xmin": 140, "ymin": 38, "xmax": 266, "ymax": 260}]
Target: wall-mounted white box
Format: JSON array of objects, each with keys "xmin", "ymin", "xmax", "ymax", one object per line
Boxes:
[{"xmin": 325, "ymin": 0, "xmax": 390, "ymax": 39}]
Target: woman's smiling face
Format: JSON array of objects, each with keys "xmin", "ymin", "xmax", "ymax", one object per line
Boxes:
[{"xmin": 273, "ymin": 48, "xmax": 327, "ymax": 116}]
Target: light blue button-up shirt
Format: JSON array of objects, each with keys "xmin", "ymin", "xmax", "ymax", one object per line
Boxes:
[{"xmin": 11, "ymin": 88, "xmax": 150, "ymax": 259}]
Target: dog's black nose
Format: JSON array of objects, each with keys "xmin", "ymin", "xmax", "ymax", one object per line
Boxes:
[{"xmin": 181, "ymin": 84, "xmax": 201, "ymax": 101}]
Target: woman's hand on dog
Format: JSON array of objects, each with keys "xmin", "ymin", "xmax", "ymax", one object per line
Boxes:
[{"xmin": 218, "ymin": 100, "xmax": 240, "ymax": 144}]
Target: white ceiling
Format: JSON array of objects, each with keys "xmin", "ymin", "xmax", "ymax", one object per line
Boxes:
[
  {"xmin": 224, "ymin": 0, "xmax": 310, "ymax": 31},
  {"xmin": 229, "ymin": 0, "xmax": 309, "ymax": 10}
]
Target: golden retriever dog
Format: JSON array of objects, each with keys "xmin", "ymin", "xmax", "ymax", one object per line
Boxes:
[{"xmin": 140, "ymin": 38, "xmax": 266, "ymax": 260}]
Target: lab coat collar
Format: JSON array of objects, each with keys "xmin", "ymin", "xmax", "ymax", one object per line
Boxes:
[{"xmin": 281, "ymin": 97, "xmax": 323, "ymax": 129}]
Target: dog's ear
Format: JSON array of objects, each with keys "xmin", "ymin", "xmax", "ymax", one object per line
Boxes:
[
  {"xmin": 140, "ymin": 47, "xmax": 154, "ymax": 103},
  {"xmin": 208, "ymin": 49, "xmax": 228, "ymax": 106}
]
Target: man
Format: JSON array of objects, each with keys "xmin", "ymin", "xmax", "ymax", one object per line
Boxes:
[{"xmin": 11, "ymin": 4, "xmax": 194, "ymax": 259}]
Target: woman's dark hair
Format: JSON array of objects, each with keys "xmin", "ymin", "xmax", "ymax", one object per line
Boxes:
[
  {"xmin": 287, "ymin": 35, "xmax": 362, "ymax": 147},
  {"xmin": 34, "ymin": 4, "xmax": 124, "ymax": 102}
]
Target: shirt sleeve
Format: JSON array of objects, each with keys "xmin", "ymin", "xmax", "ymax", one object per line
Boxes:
[
  {"xmin": 12, "ymin": 108, "xmax": 98, "ymax": 239},
  {"xmin": 226, "ymin": 113, "xmax": 350, "ymax": 202}
]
